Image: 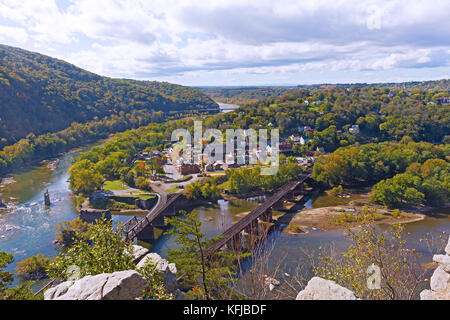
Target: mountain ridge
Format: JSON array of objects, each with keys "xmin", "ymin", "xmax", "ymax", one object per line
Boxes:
[{"xmin": 0, "ymin": 44, "xmax": 218, "ymax": 148}]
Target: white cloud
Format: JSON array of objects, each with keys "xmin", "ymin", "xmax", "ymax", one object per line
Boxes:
[
  {"xmin": 0, "ymin": 25, "xmax": 28, "ymax": 43},
  {"xmin": 0, "ymin": 0, "xmax": 448, "ymax": 85}
]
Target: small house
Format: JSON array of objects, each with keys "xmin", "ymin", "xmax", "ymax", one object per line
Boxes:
[{"xmin": 349, "ymin": 125, "xmax": 360, "ymax": 135}]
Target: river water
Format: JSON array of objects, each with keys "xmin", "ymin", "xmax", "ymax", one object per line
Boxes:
[
  {"xmin": 0, "ymin": 142, "xmax": 130, "ymax": 286},
  {"xmin": 218, "ymin": 102, "xmax": 240, "ymax": 113},
  {"xmin": 0, "ymin": 141, "xmax": 449, "ymax": 290}
]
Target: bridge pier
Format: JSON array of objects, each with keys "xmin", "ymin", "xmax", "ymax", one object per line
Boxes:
[
  {"xmin": 244, "ymin": 219, "xmax": 259, "ymax": 236},
  {"xmin": 150, "ymin": 215, "xmax": 165, "ymax": 228},
  {"xmin": 205, "ymin": 170, "xmax": 313, "ymax": 257},
  {"xmin": 226, "ymin": 233, "xmax": 242, "ymax": 251},
  {"xmin": 164, "ymin": 203, "xmax": 178, "ymax": 217},
  {"xmin": 136, "ymin": 225, "xmax": 155, "ymax": 242},
  {"xmin": 271, "ymin": 200, "xmax": 284, "ymax": 211},
  {"xmin": 259, "ymin": 209, "xmax": 272, "ymax": 222}
]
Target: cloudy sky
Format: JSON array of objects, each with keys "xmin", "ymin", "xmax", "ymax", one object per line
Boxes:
[{"xmin": 0, "ymin": 0, "xmax": 449, "ymax": 86}]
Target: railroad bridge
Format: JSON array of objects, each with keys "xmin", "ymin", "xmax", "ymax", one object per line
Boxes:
[
  {"xmin": 206, "ymin": 168, "xmax": 312, "ymax": 255},
  {"xmin": 121, "ymin": 193, "xmax": 186, "ymax": 242},
  {"xmin": 122, "ymin": 167, "xmax": 312, "ymax": 249}
]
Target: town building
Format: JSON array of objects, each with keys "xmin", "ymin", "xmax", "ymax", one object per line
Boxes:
[
  {"xmin": 177, "ymin": 163, "xmax": 200, "ymax": 175},
  {"xmin": 349, "ymin": 124, "xmax": 360, "ymax": 134},
  {"xmin": 279, "ymin": 141, "xmax": 292, "ymax": 152},
  {"xmin": 437, "ymin": 97, "xmax": 450, "ymax": 104}
]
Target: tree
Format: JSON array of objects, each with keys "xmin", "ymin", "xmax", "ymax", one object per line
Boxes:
[
  {"xmin": 314, "ymin": 221, "xmax": 435, "ymax": 300},
  {"xmin": 137, "ymin": 260, "xmax": 174, "ymax": 300},
  {"xmin": 16, "ymin": 254, "xmax": 50, "ymax": 280},
  {"xmin": 0, "ymin": 252, "xmax": 14, "ymax": 294},
  {"xmin": 54, "ymin": 218, "xmax": 90, "ymax": 247},
  {"xmin": 312, "ymin": 154, "xmax": 348, "ymax": 186},
  {"xmin": 371, "ymin": 158, "xmax": 449, "ymax": 208},
  {"xmin": 68, "ymin": 159, "xmax": 103, "ymax": 195},
  {"xmin": 0, "ymin": 251, "xmax": 40, "ymax": 300},
  {"xmin": 165, "ymin": 212, "xmax": 239, "ymax": 300},
  {"xmin": 47, "ymin": 218, "xmax": 135, "ymax": 280}
]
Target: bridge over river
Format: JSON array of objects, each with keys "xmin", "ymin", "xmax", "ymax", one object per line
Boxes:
[
  {"xmin": 205, "ymin": 168, "xmax": 312, "ymax": 255},
  {"xmin": 121, "ymin": 167, "xmax": 312, "ymax": 253}
]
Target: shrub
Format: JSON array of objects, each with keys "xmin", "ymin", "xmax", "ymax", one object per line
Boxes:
[
  {"xmin": 16, "ymin": 254, "xmax": 50, "ymax": 280},
  {"xmin": 391, "ymin": 209, "xmax": 403, "ymax": 219},
  {"xmin": 54, "ymin": 218, "xmax": 90, "ymax": 247},
  {"xmin": 48, "ymin": 218, "xmax": 135, "ymax": 281},
  {"xmin": 330, "ymin": 185, "xmax": 344, "ymax": 196}
]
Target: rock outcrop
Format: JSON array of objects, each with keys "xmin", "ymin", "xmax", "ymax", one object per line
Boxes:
[
  {"xmin": 420, "ymin": 236, "xmax": 450, "ymax": 300},
  {"xmin": 296, "ymin": 277, "xmax": 358, "ymax": 300},
  {"xmin": 137, "ymin": 252, "xmax": 178, "ymax": 291},
  {"xmin": 44, "ymin": 270, "xmax": 147, "ymax": 300},
  {"xmin": 132, "ymin": 245, "xmax": 149, "ymax": 263}
]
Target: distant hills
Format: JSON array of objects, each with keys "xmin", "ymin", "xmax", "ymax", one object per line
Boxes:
[
  {"xmin": 0, "ymin": 44, "xmax": 218, "ymax": 148},
  {"xmin": 200, "ymin": 79, "xmax": 449, "ymax": 104}
]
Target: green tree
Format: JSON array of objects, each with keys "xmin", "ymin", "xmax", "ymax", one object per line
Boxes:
[
  {"xmin": 47, "ymin": 218, "xmax": 135, "ymax": 280},
  {"xmin": 165, "ymin": 212, "xmax": 239, "ymax": 300},
  {"xmin": 68, "ymin": 159, "xmax": 103, "ymax": 195},
  {"xmin": 16, "ymin": 254, "xmax": 50, "ymax": 280},
  {"xmin": 0, "ymin": 251, "xmax": 40, "ymax": 300}
]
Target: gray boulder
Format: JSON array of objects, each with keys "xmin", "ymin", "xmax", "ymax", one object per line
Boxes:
[
  {"xmin": 430, "ymin": 266, "xmax": 450, "ymax": 292},
  {"xmin": 132, "ymin": 245, "xmax": 149, "ymax": 263},
  {"xmin": 420, "ymin": 236, "xmax": 450, "ymax": 300},
  {"xmin": 44, "ymin": 270, "xmax": 147, "ymax": 300},
  {"xmin": 137, "ymin": 252, "xmax": 177, "ymax": 291},
  {"xmin": 433, "ymin": 254, "xmax": 450, "ymax": 272},
  {"xmin": 420, "ymin": 289, "xmax": 450, "ymax": 300},
  {"xmin": 264, "ymin": 276, "xmax": 280, "ymax": 292},
  {"xmin": 445, "ymin": 237, "xmax": 450, "ymax": 255},
  {"xmin": 296, "ymin": 277, "xmax": 358, "ymax": 300}
]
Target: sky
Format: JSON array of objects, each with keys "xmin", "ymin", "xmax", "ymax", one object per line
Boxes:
[{"xmin": 0, "ymin": 0, "xmax": 449, "ymax": 86}]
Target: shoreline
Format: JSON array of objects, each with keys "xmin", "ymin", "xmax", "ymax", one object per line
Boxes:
[
  {"xmin": 0, "ymin": 137, "xmax": 113, "ymax": 182},
  {"xmin": 223, "ymin": 187, "xmax": 446, "ymax": 235},
  {"xmin": 282, "ymin": 205, "xmax": 428, "ymax": 234}
]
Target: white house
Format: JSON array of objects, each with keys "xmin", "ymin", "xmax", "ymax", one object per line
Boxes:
[
  {"xmin": 349, "ymin": 124, "xmax": 360, "ymax": 135},
  {"xmin": 300, "ymin": 136, "xmax": 308, "ymax": 145},
  {"xmin": 289, "ymin": 134, "xmax": 302, "ymax": 143}
]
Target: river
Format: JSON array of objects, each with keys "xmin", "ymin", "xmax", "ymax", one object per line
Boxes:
[
  {"xmin": 0, "ymin": 141, "xmax": 448, "ymax": 291},
  {"xmin": 0, "ymin": 141, "xmax": 131, "ymax": 286},
  {"xmin": 218, "ymin": 102, "xmax": 240, "ymax": 113}
]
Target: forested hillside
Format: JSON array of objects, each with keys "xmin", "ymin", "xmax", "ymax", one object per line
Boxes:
[
  {"xmin": 0, "ymin": 44, "xmax": 218, "ymax": 148},
  {"xmin": 200, "ymin": 86, "xmax": 297, "ymax": 104},
  {"xmin": 202, "ymin": 85, "xmax": 449, "ymax": 150},
  {"xmin": 200, "ymin": 80, "xmax": 449, "ymax": 104}
]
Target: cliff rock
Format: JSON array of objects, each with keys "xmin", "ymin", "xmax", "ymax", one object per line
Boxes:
[
  {"xmin": 44, "ymin": 270, "xmax": 147, "ymax": 300},
  {"xmin": 296, "ymin": 277, "xmax": 358, "ymax": 300},
  {"xmin": 420, "ymin": 236, "xmax": 450, "ymax": 300}
]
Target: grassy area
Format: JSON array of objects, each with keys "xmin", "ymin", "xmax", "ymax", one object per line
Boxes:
[
  {"xmin": 103, "ymin": 180, "xmax": 129, "ymax": 191},
  {"xmin": 128, "ymin": 191, "xmax": 156, "ymax": 200},
  {"xmin": 165, "ymin": 175, "xmax": 193, "ymax": 184},
  {"xmin": 136, "ymin": 194, "xmax": 156, "ymax": 200},
  {"xmin": 166, "ymin": 185, "xmax": 181, "ymax": 194}
]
